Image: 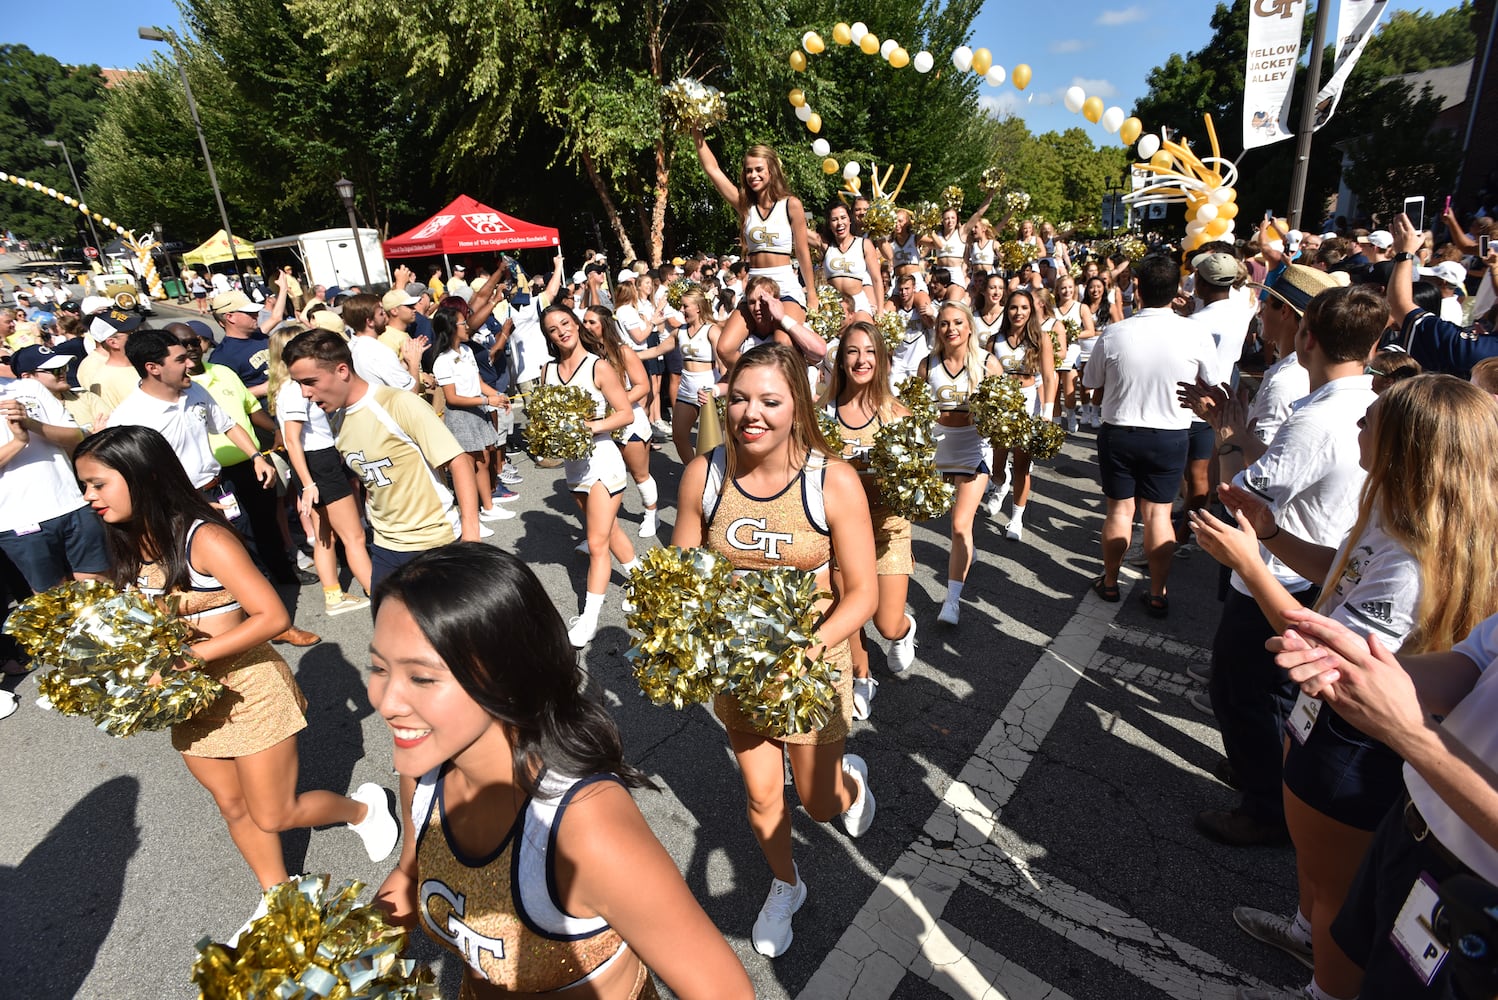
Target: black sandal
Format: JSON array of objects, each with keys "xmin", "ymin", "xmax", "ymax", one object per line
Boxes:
[
  {"xmin": 1143, "ymin": 592, "xmax": 1169, "ymax": 618},
  {"xmin": 1090, "ymin": 576, "xmax": 1121, "ymax": 602}
]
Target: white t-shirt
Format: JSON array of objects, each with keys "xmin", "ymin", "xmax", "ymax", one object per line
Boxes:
[
  {"xmin": 0, "ymin": 378, "xmax": 87, "ymax": 531},
  {"xmin": 1440, "ymin": 294, "xmax": 1465, "ymax": 327},
  {"xmin": 1191, "ymin": 297, "xmax": 1254, "ymax": 382},
  {"xmin": 434, "ymin": 345, "xmax": 485, "ymax": 400},
  {"xmin": 1231, "ymin": 375, "xmax": 1376, "ymax": 596},
  {"xmin": 274, "ymin": 379, "xmax": 335, "ymax": 451},
  {"xmin": 1320, "ymin": 511, "xmax": 1419, "ymax": 646},
  {"xmin": 351, "ymin": 335, "xmax": 415, "ymax": 391},
  {"xmin": 1247, "ymin": 352, "xmax": 1311, "ymax": 444},
  {"xmin": 614, "ymin": 304, "xmax": 649, "ymax": 352},
  {"xmin": 109, "ymin": 383, "xmax": 237, "ymax": 488},
  {"xmin": 507, "ymin": 301, "xmax": 551, "ymax": 385},
  {"xmin": 1082, "ymin": 307, "xmax": 1218, "ymax": 430}
]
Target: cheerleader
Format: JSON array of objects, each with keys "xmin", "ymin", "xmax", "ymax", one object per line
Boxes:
[
  {"xmin": 989, "ymin": 289, "xmax": 1058, "ymax": 540},
  {"xmin": 692, "ymin": 133, "xmax": 819, "ymax": 357},
  {"xmin": 539, "ymin": 307, "xmax": 640, "ymax": 647},
  {"xmin": 822, "ymin": 321, "xmax": 918, "ymax": 720},
  {"xmin": 371, "ymin": 544, "xmax": 753, "ymax": 1000},
  {"xmin": 920, "ymin": 193, "xmax": 996, "ymax": 289},
  {"xmin": 73, "ymin": 426, "xmax": 397, "ymax": 912},
  {"xmin": 674, "ymin": 343, "xmax": 878, "ymax": 958},
  {"xmin": 885, "ymin": 272, "xmax": 934, "ymax": 386},
  {"xmin": 968, "ymin": 219, "xmax": 999, "ymax": 277},
  {"xmin": 581, "ymin": 306, "xmax": 661, "ymax": 538},
  {"xmin": 1050, "ymin": 274, "xmax": 1096, "ymax": 432},
  {"xmin": 884, "ymin": 209, "xmax": 926, "ymax": 291},
  {"xmin": 670, "ymin": 288, "xmax": 722, "ymax": 463},
  {"xmin": 918, "ymin": 302, "xmax": 1005, "ymax": 625},
  {"xmin": 973, "ymin": 272, "xmax": 1006, "ymax": 350},
  {"xmin": 821, "ymin": 202, "xmax": 884, "ymax": 316}
]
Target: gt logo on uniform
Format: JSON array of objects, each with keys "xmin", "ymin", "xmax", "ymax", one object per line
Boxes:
[
  {"xmin": 347, "ymin": 451, "xmax": 395, "ymax": 487},
  {"xmin": 727, "ymin": 517, "xmax": 794, "ymax": 560}
]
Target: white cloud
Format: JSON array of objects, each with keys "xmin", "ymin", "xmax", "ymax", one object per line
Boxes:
[
  {"xmin": 979, "ymin": 92, "xmax": 1027, "ymax": 118},
  {"xmin": 1069, "ymin": 76, "xmax": 1118, "ymax": 98},
  {"xmin": 1096, "ymin": 6, "xmax": 1146, "ymax": 26},
  {"xmin": 1049, "ymin": 38, "xmax": 1087, "ymax": 54}
]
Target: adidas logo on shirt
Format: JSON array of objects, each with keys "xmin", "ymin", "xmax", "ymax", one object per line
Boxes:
[{"xmin": 1359, "ymin": 600, "xmax": 1394, "ymax": 624}]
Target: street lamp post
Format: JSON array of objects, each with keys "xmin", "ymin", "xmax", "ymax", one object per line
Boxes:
[
  {"xmin": 333, "ymin": 177, "xmax": 371, "ymax": 287},
  {"xmin": 43, "ymin": 139, "xmax": 102, "ymax": 253},
  {"xmin": 137, "ymin": 26, "xmax": 244, "ymax": 284},
  {"xmin": 154, "ymin": 222, "xmax": 185, "ymax": 302}
]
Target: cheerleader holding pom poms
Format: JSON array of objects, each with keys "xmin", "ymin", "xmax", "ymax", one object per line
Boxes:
[
  {"xmin": 370, "ymin": 544, "xmax": 752, "ymax": 1000},
  {"xmin": 674, "ymin": 343, "xmax": 878, "ymax": 958}
]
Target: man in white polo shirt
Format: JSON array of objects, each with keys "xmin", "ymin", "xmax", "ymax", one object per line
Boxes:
[
  {"xmin": 342, "ymin": 293, "xmax": 420, "ymax": 391},
  {"xmin": 1083, "ymin": 254, "xmax": 1218, "ymax": 616}
]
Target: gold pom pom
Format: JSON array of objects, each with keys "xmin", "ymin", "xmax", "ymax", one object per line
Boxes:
[
  {"xmin": 875, "ymin": 310, "xmax": 906, "ymax": 355},
  {"xmin": 1025, "ymin": 416, "xmax": 1068, "ymax": 459},
  {"xmin": 969, "ymin": 374, "xmax": 1031, "ymax": 450},
  {"xmin": 624, "ymin": 547, "xmax": 736, "ymax": 708},
  {"xmin": 665, "ymin": 278, "xmax": 697, "ymax": 310},
  {"xmin": 6, "ymin": 580, "xmax": 223, "ymax": 738},
  {"xmin": 941, "ymin": 185, "xmax": 964, "ymax": 213},
  {"xmin": 979, "ymin": 166, "xmax": 1007, "ymax": 196},
  {"xmin": 859, "ymin": 196, "xmax": 898, "ymax": 242},
  {"xmin": 804, "ymin": 285, "xmax": 846, "ymax": 343},
  {"xmin": 525, "ymin": 384, "xmax": 596, "ymax": 460},
  {"xmin": 998, "ymin": 238, "xmax": 1041, "ymax": 273},
  {"xmin": 912, "ymin": 200, "xmax": 943, "ymax": 236},
  {"xmin": 894, "ymin": 375, "xmax": 937, "ymax": 424},
  {"xmin": 816, "ymin": 408, "xmax": 845, "ymax": 453},
  {"xmin": 870, "ymin": 417, "xmax": 953, "ymax": 520},
  {"xmin": 718, "ymin": 568, "xmax": 838, "ymax": 735},
  {"xmin": 661, "ymin": 76, "xmax": 728, "ymax": 135},
  {"xmin": 192, "ymin": 874, "xmax": 437, "ymax": 999},
  {"xmin": 1004, "ymin": 190, "xmax": 1031, "ymax": 218}
]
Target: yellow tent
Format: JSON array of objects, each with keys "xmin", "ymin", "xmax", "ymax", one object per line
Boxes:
[{"xmin": 181, "ymin": 229, "xmax": 258, "ymax": 267}]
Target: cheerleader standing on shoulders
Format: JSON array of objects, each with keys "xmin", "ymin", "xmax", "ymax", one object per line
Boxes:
[
  {"xmin": 821, "ymin": 202, "xmax": 884, "ymax": 317},
  {"xmin": 582, "ymin": 305, "xmax": 662, "ymax": 538},
  {"xmin": 919, "ymin": 302, "xmax": 1005, "ymax": 625},
  {"xmin": 988, "ymin": 289, "xmax": 1058, "ymax": 540},
  {"xmin": 670, "ymin": 288, "xmax": 722, "ymax": 464},
  {"xmin": 674, "ymin": 343, "xmax": 878, "ymax": 958},
  {"xmin": 371, "ymin": 544, "xmax": 752, "ymax": 1000},
  {"xmin": 74, "ymin": 426, "xmax": 397, "ymax": 909},
  {"xmin": 693, "ymin": 132, "xmax": 819, "ymax": 360},
  {"xmin": 884, "ymin": 209, "xmax": 926, "ymax": 292},
  {"xmin": 822, "ymin": 320, "xmax": 918, "ymax": 720},
  {"xmin": 540, "ymin": 306, "xmax": 641, "ymax": 647},
  {"xmin": 920, "ymin": 194, "xmax": 996, "ymax": 290}
]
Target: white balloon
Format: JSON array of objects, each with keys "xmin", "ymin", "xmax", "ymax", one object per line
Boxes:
[
  {"xmin": 812, "ymin": 138, "xmax": 830, "ymax": 157},
  {"xmin": 985, "ymin": 66, "xmax": 1005, "ymax": 87},
  {"xmin": 1186, "ymin": 220, "xmax": 1206, "ymax": 236},
  {"xmin": 843, "ymin": 161, "xmax": 861, "ymax": 179},
  {"xmin": 1195, "ymin": 203, "xmax": 1218, "ymax": 222},
  {"xmin": 880, "ymin": 39, "xmax": 897, "ymax": 59},
  {"xmin": 951, "ymin": 45, "xmax": 972, "ymax": 72},
  {"xmin": 1063, "ymin": 86, "xmax": 1086, "ymax": 114},
  {"xmin": 1208, "ymin": 186, "xmax": 1233, "ymax": 205},
  {"xmin": 795, "ymin": 104, "xmax": 812, "ymax": 122},
  {"xmin": 1101, "ymin": 106, "xmax": 1125, "ymax": 133},
  {"xmin": 46, "ymin": 187, "xmax": 57, "ymax": 197},
  {"xmin": 913, "ymin": 51, "xmax": 934, "ymax": 73},
  {"xmin": 850, "ymin": 21, "xmax": 868, "ymax": 44},
  {"xmin": 1137, "ymin": 134, "xmax": 1161, "ymax": 159}
]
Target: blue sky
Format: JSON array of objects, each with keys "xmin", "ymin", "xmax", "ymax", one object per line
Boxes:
[{"xmin": 11, "ymin": 0, "xmax": 1465, "ymax": 143}]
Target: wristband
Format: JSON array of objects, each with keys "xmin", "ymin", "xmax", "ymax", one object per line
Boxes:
[
  {"xmin": 1393, "ymin": 252, "xmax": 1416, "ymax": 263},
  {"xmin": 780, "ymin": 315, "xmax": 798, "ymax": 332},
  {"xmin": 1256, "ymin": 524, "xmax": 1281, "ymax": 542}
]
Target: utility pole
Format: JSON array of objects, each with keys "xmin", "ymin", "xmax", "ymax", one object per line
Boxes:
[{"xmin": 1286, "ymin": 0, "xmax": 1333, "ymax": 231}]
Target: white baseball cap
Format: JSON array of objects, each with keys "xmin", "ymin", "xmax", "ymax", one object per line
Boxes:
[{"xmin": 1420, "ymin": 261, "xmax": 1467, "ymax": 288}]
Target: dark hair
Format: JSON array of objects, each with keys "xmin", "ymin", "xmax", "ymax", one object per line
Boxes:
[
  {"xmin": 430, "ymin": 307, "xmax": 465, "ymax": 360},
  {"xmin": 437, "ymin": 295, "xmax": 470, "ymax": 317},
  {"xmin": 1303, "ymin": 285, "xmax": 1389, "ymax": 363},
  {"xmin": 1133, "ymin": 255, "xmax": 1181, "ymax": 308},
  {"xmin": 929, "ymin": 266, "xmax": 952, "ymax": 287},
  {"xmin": 1411, "ymin": 279, "xmax": 1442, "ymax": 316},
  {"xmin": 283, "ymin": 328, "xmax": 354, "ymax": 370},
  {"xmin": 581, "ymin": 306, "xmax": 629, "ymax": 376},
  {"xmin": 375, "ymin": 544, "xmax": 650, "ymax": 794},
  {"xmin": 342, "ymin": 292, "xmax": 380, "ymax": 334},
  {"xmin": 74, "ymin": 426, "xmax": 231, "ymax": 592},
  {"xmin": 1368, "ymin": 346, "xmax": 1423, "ymax": 382},
  {"xmin": 124, "ymin": 328, "xmax": 179, "ymax": 378}
]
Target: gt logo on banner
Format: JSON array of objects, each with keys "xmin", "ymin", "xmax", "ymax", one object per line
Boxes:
[
  {"xmin": 463, "ymin": 213, "xmax": 514, "ymax": 235},
  {"xmin": 410, "ymin": 215, "xmax": 454, "ymax": 240},
  {"xmin": 1243, "ymin": 0, "xmax": 1306, "ymax": 149}
]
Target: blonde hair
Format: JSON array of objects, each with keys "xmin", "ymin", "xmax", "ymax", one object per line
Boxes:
[
  {"xmin": 820, "ymin": 321, "xmax": 897, "ymax": 418},
  {"xmin": 724, "ymin": 342, "xmax": 836, "ymax": 480},
  {"xmin": 1315, "ymin": 375, "xmax": 1498, "ymax": 654},
  {"xmin": 613, "ymin": 281, "xmax": 638, "ymax": 308},
  {"xmin": 681, "ymin": 288, "xmax": 711, "ymax": 320},
  {"xmin": 264, "ymin": 325, "xmax": 306, "ymax": 418},
  {"xmin": 933, "ymin": 301, "xmax": 989, "ymax": 388}
]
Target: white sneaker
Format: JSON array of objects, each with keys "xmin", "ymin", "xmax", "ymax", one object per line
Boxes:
[
  {"xmin": 500, "ymin": 465, "xmax": 523, "ymax": 485},
  {"xmin": 640, "ymin": 509, "xmax": 658, "ymax": 538},
  {"xmin": 295, "ymin": 549, "xmax": 315, "ymax": 571},
  {"xmin": 840, "ymin": 754, "xmax": 875, "ymax": 837},
  {"xmin": 621, "ymin": 595, "xmax": 637, "ymax": 615},
  {"xmin": 937, "ymin": 597, "xmax": 960, "ymax": 625},
  {"xmin": 575, "ymin": 539, "xmax": 591, "ymax": 555},
  {"xmin": 1006, "ymin": 510, "xmax": 1025, "ymax": 541},
  {"xmin": 851, "ymin": 676, "xmax": 877, "ymax": 720},
  {"xmin": 1065, "ymin": 410, "xmax": 1078, "ymax": 433},
  {"xmin": 479, "ymin": 505, "xmax": 516, "ymax": 522},
  {"xmin": 888, "ymin": 615, "xmax": 917, "ymax": 675},
  {"xmin": 0, "ymin": 689, "xmax": 17, "ymax": 721},
  {"xmin": 324, "ymin": 593, "xmax": 371, "ymax": 617},
  {"xmin": 568, "ymin": 614, "xmax": 598, "ymax": 648},
  {"xmin": 751, "ymin": 865, "xmax": 807, "ymax": 958},
  {"xmin": 348, "ymin": 782, "xmax": 399, "ymax": 862},
  {"xmin": 226, "ymin": 892, "xmax": 271, "ymax": 948},
  {"xmin": 477, "ymin": 523, "xmax": 495, "ymax": 539},
  {"xmin": 984, "ymin": 480, "xmax": 1011, "ymax": 518},
  {"xmin": 1089, "ymin": 406, "xmax": 1102, "ymax": 429}
]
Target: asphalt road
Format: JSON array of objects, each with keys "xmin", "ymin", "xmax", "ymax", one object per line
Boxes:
[{"xmin": 0, "ymin": 280, "xmax": 1303, "ymax": 999}]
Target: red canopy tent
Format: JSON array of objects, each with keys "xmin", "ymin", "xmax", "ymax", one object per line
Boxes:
[{"xmin": 382, "ymin": 195, "xmax": 560, "ymax": 266}]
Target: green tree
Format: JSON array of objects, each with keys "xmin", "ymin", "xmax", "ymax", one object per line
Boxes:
[{"xmin": 0, "ymin": 45, "xmax": 107, "ymax": 245}]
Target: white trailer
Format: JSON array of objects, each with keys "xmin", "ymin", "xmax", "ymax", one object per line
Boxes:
[{"xmin": 253, "ymin": 228, "xmax": 390, "ymax": 290}]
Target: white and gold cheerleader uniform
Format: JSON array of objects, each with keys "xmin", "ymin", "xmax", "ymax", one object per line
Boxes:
[
  {"xmin": 926, "ymin": 356, "xmax": 992, "ymax": 476},
  {"xmin": 992, "ymin": 334, "xmax": 1045, "ymax": 417},
  {"xmin": 822, "ymin": 236, "xmax": 876, "ymax": 315},
  {"xmin": 744, "ymin": 198, "xmax": 806, "ymax": 307},
  {"xmin": 676, "ymin": 322, "xmax": 719, "ymax": 406},
  {"xmin": 543, "ymin": 353, "xmax": 629, "ymax": 496}
]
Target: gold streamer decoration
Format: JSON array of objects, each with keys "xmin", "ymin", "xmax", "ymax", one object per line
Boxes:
[
  {"xmin": 524, "ymin": 384, "xmax": 596, "ymax": 460},
  {"xmin": 969, "ymin": 374, "xmax": 1031, "ymax": 450},
  {"xmin": 941, "ymin": 185, "xmax": 964, "ymax": 213},
  {"xmin": 624, "ymin": 547, "xmax": 736, "ymax": 708},
  {"xmin": 5, "ymin": 580, "xmax": 223, "ymax": 738},
  {"xmin": 894, "ymin": 375, "xmax": 937, "ymax": 424},
  {"xmin": 193, "ymin": 874, "xmax": 437, "ymax": 999},
  {"xmin": 870, "ymin": 417, "xmax": 953, "ymax": 520},
  {"xmin": 661, "ymin": 77, "xmax": 728, "ymax": 135},
  {"xmin": 875, "ymin": 310, "xmax": 906, "ymax": 354},
  {"xmin": 1025, "ymin": 415, "xmax": 1067, "ymax": 460},
  {"xmin": 805, "ymin": 285, "xmax": 847, "ymax": 343}
]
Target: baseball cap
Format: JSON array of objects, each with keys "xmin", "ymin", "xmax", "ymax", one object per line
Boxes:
[
  {"xmin": 671, "ymin": 256, "xmax": 685, "ymax": 266},
  {"xmin": 210, "ymin": 290, "xmax": 261, "ymax": 315},
  {"xmin": 616, "ymin": 269, "xmax": 637, "ymax": 284},
  {"xmin": 1420, "ymin": 261, "xmax": 1467, "ymax": 288},
  {"xmin": 1357, "ymin": 230, "xmax": 1393, "ymax": 250},
  {"xmin": 310, "ymin": 310, "xmax": 348, "ymax": 334},
  {"xmin": 1253, "ymin": 264, "xmax": 1340, "ymax": 316},
  {"xmin": 584, "ymin": 262, "xmax": 607, "ymax": 276},
  {"xmin": 570, "ymin": 270, "xmax": 586, "ymax": 285},
  {"xmin": 380, "ymin": 288, "xmax": 418, "ymax": 310},
  {"xmin": 404, "ymin": 281, "xmax": 429, "ymax": 300},
  {"xmin": 88, "ymin": 307, "xmax": 143, "ymax": 342},
  {"xmin": 1192, "ymin": 252, "xmax": 1239, "ymax": 287},
  {"xmin": 11, "ymin": 344, "xmax": 73, "ymax": 375},
  {"xmin": 185, "ymin": 320, "xmax": 215, "ymax": 342},
  {"xmin": 80, "ymin": 294, "xmax": 114, "ymax": 316},
  {"xmin": 453, "ymin": 264, "xmax": 466, "ymax": 274}
]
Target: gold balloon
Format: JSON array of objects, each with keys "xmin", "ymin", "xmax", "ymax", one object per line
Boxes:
[
  {"xmin": 789, "ymin": 88, "xmax": 806, "ymax": 107},
  {"xmin": 846, "ymin": 176, "xmax": 861, "ymax": 193},
  {"xmin": 832, "ymin": 22, "xmax": 852, "ymax": 45},
  {"xmin": 806, "ymin": 112, "xmax": 822, "ymax": 133},
  {"xmin": 1082, "ymin": 96, "xmax": 1104, "ymax": 123},
  {"xmin": 1150, "ymin": 149, "xmax": 1174, "ymax": 170},
  {"xmin": 823, "ymin": 157, "xmax": 839, "ymax": 174},
  {"xmin": 1217, "ymin": 186, "xmax": 1238, "ymax": 204},
  {"xmin": 1119, "ymin": 117, "xmax": 1142, "ymax": 146},
  {"xmin": 804, "ymin": 31, "xmax": 825, "ymax": 54},
  {"xmin": 889, "ymin": 46, "xmax": 910, "ymax": 68},
  {"xmin": 1219, "ymin": 201, "xmax": 1240, "ymax": 220},
  {"xmin": 971, "ymin": 48, "xmax": 992, "ymax": 76},
  {"xmin": 790, "ymin": 50, "xmax": 807, "ymax": 72},
  {"xmin": 860, "ymin": 33, "xmax": 880, "ymax": 55},
  {"xmin": 1204, "ymin": 218, "xmax": 1231, "ymax": 238},
  {"xmin": 1012, "ymin": 63, "xmax": 1032, "ymax": 90}
]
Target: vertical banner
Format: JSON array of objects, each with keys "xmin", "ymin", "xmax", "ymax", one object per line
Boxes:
[
  {"xmin": 1243, "ymin": 0, "xmax": 1309, "ymax": 150},
  {"xmin": 1311, "ymin": 0, "xmax": 1388, "ymax": 131}
]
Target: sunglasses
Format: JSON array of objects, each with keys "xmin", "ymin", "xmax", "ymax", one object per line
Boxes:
[{"xmin": 0, "ymin": 356, "xmax": 12, "ymax": 365}]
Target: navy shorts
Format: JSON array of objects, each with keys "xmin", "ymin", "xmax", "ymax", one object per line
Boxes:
[
  {"xmin": 1187, "ymin": 420, "xmax": 1214, "ymax": 462},
  {"xmin": 1283, "ymin": 705, "xmax": 1405, "ymax": 831},
  {"xmin": 290, "ymin": 446, "xmax": 355, "ymax": 507},
  {"xmin": 0, "ymin": 505, "xmax": 109, "ymax": 591},
  {"xmin": 664, "ymin": 345, "xmax": 685, "ymax": 376},
  {"xmin": 1097, "ymin": 424, "xmax": 1189, "ymax": 503},
  {"xmin": 370, "ymin": 544, "xmax": 427, "ymax": 612}
]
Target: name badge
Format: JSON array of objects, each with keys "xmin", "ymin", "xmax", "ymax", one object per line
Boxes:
[
  {"xmin": 13, "ymin": 523, "xmax": 41, "ymax": 536},
  {"xmin": 1390, "ymin": 873, "xmax": 1448, "ymax": 985},
  {"xmin": 1287, "ymin": 689, "xmax": 1322, "ymax": 746}
]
